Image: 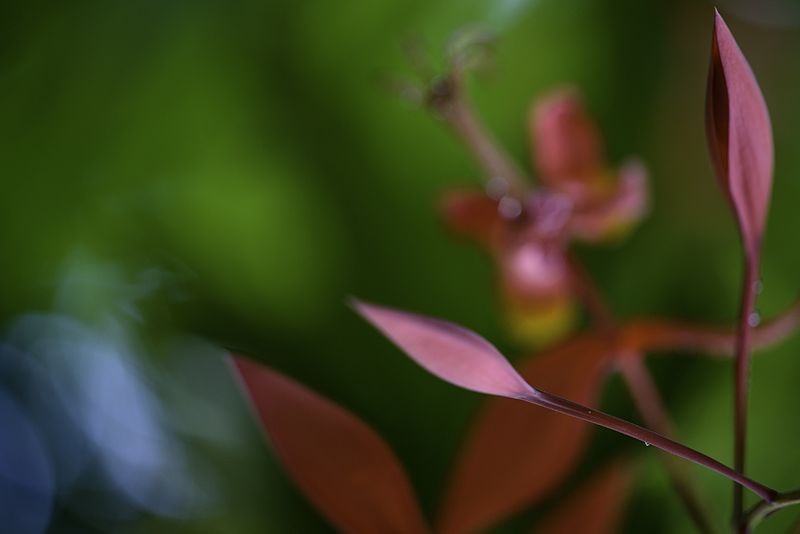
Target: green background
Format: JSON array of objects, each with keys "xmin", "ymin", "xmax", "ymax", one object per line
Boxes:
[{"xmin": 2, "ymin": 0, "xmax": 800, "ymax": 532}]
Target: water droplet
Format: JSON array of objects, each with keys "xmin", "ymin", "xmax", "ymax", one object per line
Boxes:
[
  {"xmin": 486, "ymin": 176, "xmax": 509, "ymax": 200},
  {"xmin": 748, "ymin": 311, "xmax": 761, "ymax": 327},
  {"xmin": 753, "ymin": 279, "xmax": 764, "ymax": 295},
  {"xmin": 644, "ymin": 441, "xmax": 650, "ymax": 447},
  {"xmin": 498, "ymin": 196, "xmax": 522, "ymax": 220}
]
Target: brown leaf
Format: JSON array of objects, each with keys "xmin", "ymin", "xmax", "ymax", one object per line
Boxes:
[
  {"xmin": 535, "ymin": 460, "xmax": 634, "ymax": 534},
  {"xmin": 231, "ymin": 356, "xmax": 430, "ymax": 534},
  {"xmin": 436, "ymin": 334, "xmax": 613, "ymax": 534}
]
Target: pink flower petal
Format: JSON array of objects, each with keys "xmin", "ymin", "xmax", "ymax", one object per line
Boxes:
[
  {"xmin": 352, "ymin": 300, "xmax": 535, "ymax": 398},
  {"xmin": 530, "ymin": 87, "xmax": 605, "ymax": 188},
  {"xmin": 706, "ymin": 10, "xmax": 773, "ymax": 256},
  {"xmin": 231, "ymin": 356, "xmax": 430, "ymax": 534},
  {"xmin": 569, "ymin": 158, "xmax": 649, "ymax": 243}
]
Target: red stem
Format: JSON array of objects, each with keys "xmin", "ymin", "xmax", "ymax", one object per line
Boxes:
[
  {"xmin": 734, "ymin": 255, "xmax": 759, "ymax": 525},
  {"xmin": 517, "ymin": 389, "xmax": 776, "ymax": 503}
]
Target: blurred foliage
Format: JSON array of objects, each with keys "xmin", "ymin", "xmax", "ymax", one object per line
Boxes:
[{"xmin": 3, "ymin": 0, "xmax": 800, "ymax": 532}]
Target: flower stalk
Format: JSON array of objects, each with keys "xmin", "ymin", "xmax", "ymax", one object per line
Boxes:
[
  {"xmin": 427, "ymin": 72, "xmax": 528, "ymax": 196},
  {"xmin": 734, "ymin": 255, "xmax": 760, "ymax": 522}
]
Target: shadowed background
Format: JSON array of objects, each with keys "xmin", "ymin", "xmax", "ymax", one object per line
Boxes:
[{"xmin": 2, "ymin": 0, "xmax": 800, "ymax": 532}]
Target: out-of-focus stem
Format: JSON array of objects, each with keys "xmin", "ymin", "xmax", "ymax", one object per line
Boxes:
[
  {"xmin": 618, "ymin": 356, "xmax": 715, "ymax": 533},
  {"xmin": 733, "ymin": 256, "xmax": 759, "ymax": 525},
  {"xmin": 567, "ymin": 252, "xmax": 614, "ymax": 331},
  {"xmin": 618, "ymin": 296, "xmax": 800, "ymax": 358},
  {"xmin": 426, "ymin": 74, "xmax": 528, "ymax": 196}
]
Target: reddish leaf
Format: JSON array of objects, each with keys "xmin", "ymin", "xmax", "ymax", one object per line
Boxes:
[
  {"xmin": 437, "ymin": 334, "xmax": 613, "ymax": 534},
  {"xmin": 353, "ymin": 300, "xmax": 535, "ymax": 398},
  {"xmin": 231, "ymin": 356, "xmax": 430, "ymax": 534},
  {"xmin": 706, "ymin": 10, "xmax": 773, "ymax": 256},
  {"xmin": 535, "ymin": 460, "xmax": 634, "ymax": 534}
]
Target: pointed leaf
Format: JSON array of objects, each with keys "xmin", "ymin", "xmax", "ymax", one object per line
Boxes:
[
  {"xmin": 706, "ymin": 10, "xmax": 773, "ymax": 256},
  {"xmin": 437, "ymin": 335, "xmax": 613, "ymax": 534},
  {"xmin": 353, "ymin": 300, "xmax": 535, "ymax": 398},
  {"xmin": 535, "ymin": 460, "xmax": 634, "ymax": 534},
  {"xmin": 231, "ymin": 356, "xmax": 430, "ymax": 534}
]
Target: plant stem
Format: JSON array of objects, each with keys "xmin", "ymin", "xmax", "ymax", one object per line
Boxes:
[
  {"xmin": 743, "ymin": 489, "xmax": 800, "ymax": 531},
  {"xmin": 733, "ymin": 255, "xmax": 759, "ymax": 523},
  {"xmin": 568, "ymin": 257, "xmax": 714, "ymax": 532},
  {"xmin": 619, "ymin": 297, "xmax": 800, "ymax": 357},
  {"xmin": 618, "ymin": 356, "xmax": 715, "ymax": 533},
  {"xmin": 567, "ymin": 251, "xmax": 614, "ymax": 330},
  {"xmin": 427, "ymin": 73, "xmax": 529, "ymax": 196},
  {"xmin": 517, "ymin": 389, "xmax": 776, "ymax": 502}
]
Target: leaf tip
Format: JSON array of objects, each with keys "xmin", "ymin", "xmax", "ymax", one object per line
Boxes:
[
  {"xmin": 353, "ymin": 299, "xmax": 535, "ymax": 398},
  {"xmin": 705, "ymin": 4, "xmax": 773, "ymax": 257}
]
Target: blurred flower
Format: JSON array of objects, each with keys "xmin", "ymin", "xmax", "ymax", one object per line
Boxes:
[
  {"xmin": 530, "ymin": 88, "xmax": 649, "ymax": 242},
  {"xmin": 442, "ymin": 88, "xmax": 648, "ymax": 347}
]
